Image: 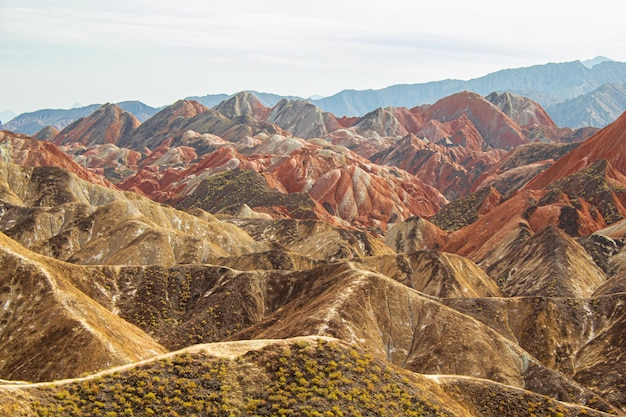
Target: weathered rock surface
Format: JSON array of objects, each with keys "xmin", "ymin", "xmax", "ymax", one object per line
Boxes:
[
  {"xmin": 266, "ymin": 99, "xmax": 335, "ymax": 139},
  {"xmin": 486, "ymin": 226, "xmax": 606, "ymax": 297},
  {"xmin": 444, "ymin": 293, "xmax": 626, "ymax": 410},
  {"xmin": 213, "ymin": 90, "xmax": 270, "ymax": 121},
  {"xmin": 0, "ymin": 131, "xmax": 111, "ymax": 188},
  {"xmin": 360, "ymin": 251, "xmax": 502, "ymax": 298}
]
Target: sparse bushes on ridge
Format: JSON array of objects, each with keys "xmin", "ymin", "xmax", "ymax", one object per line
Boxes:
[{"xmin": 28, "ymin": 339, "xmax": 451, "ymax": 417}]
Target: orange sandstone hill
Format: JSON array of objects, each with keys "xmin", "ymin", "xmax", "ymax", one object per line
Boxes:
[
  {"xmin": 52, "ymin": 103, "xmax": 140, "ymax": 147},
  {"xmin": 525, "ymin": 110, "xmax": 626, "ymax": 189}
]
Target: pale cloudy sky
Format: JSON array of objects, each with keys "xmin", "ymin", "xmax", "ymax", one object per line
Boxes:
[{"xmin": 1, "ymin": 0, "xmax": 625, "ymax": 114}]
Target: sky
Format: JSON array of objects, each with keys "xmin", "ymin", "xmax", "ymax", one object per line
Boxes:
[{"xmin": 1, "ymin": 0, "xmax": 626, "ymax": 115}]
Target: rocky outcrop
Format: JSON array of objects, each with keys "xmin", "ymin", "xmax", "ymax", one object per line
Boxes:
[
  {"xmin": 486, "ymin": 91, "xmax": 557, "ymax": 130},
  {"xmin": 371, "ymin": 133, "xmax": 505, "ymax": 200},
  {"xmin": 353, "ymin": 107, "xmax": 412, "ymax": 138},
  {"xmin": 175, "ymin": 168, "xmax": 339, "ymax": 225},
  {"xmin": 444, "ymin": 293, "xmax": 626, "ymax": 410},
  {"xmin": 309, "ymin": 163, "xmax": 446, "ymax": 228},
  {"xmin": 385, "ymin": 216, "xmax": 447, "ymax": 252},
  {"xmin": 63, "ymin": 143, "xmax": 144, "ymax": 183},
  {"xmin": 117, "ymin": 99, "xmax": 208, "ymax": 151},
  {"xmin": 486, "ymin": 226, "xmax": 606, "ymax": 297},
  {"xmin": 0, "ymin": 131, "xmax": 111, "ymax": 187},
  {"xmin": 361, "ymin": 251, "xmax": 502, "ymax": 298},
  {"xmin": 430, "ymin": 186, "xmax": 503, "ymax": 232},
  {"xmin": 227, "ymin": 218, "xmax": 394, "ymax": 260},
  {"xmin": 420, "ymin": 91, "xmax": 527, "ymax": 149},
  {"xmin": 32, "ymin": 125, "xmax": 58, "ymax": 141},
  {"xmin": 474, "ymin": 141, "xmax": 579, "ymax": 194}
]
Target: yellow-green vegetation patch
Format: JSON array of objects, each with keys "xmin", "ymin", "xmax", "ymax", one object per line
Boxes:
[
  {"xmin": 32, "ymin": 352, "xmax": 233, "ymax": 416},
  {"xmin": 243, "ymin": 338, "xmax": 451, "ymax": 417},
  {"xmin": 176, "ymin": 168, "xmax": 319, "ymax": 220},
  {"xmin": 430, "ymin": 186, "xmax": 499, "ymax": 232},
  {"xmin": 26, "ymin": 338, "xmax": 452, "ymax": 416}
]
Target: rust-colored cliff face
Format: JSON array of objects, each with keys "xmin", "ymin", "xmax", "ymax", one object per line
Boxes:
[{"xmin": 525, "ymin": 110, "xmax": 626, "ymax": 190}]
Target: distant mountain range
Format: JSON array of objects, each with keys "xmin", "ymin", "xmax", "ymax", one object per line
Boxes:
[
  {"xmin": 187, "ymin": 90, "xmax": 302, "ymax": 108},
  {"xmin": 547, "ymin": 82, "xmax": 626, "ymax": 128},
  {"xmin": 2, "ymin": 58, "xmax": 626, "ymax": 134},
  {"xmin": 311, "ymin": 59, "xmax": 626, "ymax": 121}
]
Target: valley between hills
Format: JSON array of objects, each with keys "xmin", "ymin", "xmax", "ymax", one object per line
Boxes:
[{"xmin": 1, "ymin": 88, "xmax": 626, "ymax": 416}]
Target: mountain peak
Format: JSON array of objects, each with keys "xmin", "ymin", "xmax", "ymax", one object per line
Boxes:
[
  {"xmin": 582, "ymin": 56, "xmax": 615, "ymax": 68},
  {"xmin": 214, "ymin": 91, "xmax": 269, "ymax": 121},
  {"xmin": 52, "ymin": 103, "xmax": 140, "ymax": 146}
]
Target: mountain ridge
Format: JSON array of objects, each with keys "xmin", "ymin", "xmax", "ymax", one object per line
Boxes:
[
  {"xmin": 3, "ymin": 70, "xmax": 626, "ymax": 414},
  {"xmin": 3, "ymin": 58, "xmax": 626, "ymax": 134}
]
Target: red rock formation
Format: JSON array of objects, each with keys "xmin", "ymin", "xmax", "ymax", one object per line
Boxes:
[
  {"xmin": 417, "ymin": 91, "xmax": 527, "ymax": 149},
  {"xmin": 336, "ymin": 116, "xmax": 358, "ymax": 128},
  {"xmin": 62, "ymin": 143, "xmax": 142, "ymax": 181},
  {"xmin": 525, "ymin": 111, "xmax": 626, "ymax": 189},
  {"xmin": 309, "ymin": 164, "xmax": 446, "ymax": 229},
  {"xmin": 53, "ymin": 103, "xmax": 140, "ymax": 146},
  {"xmin": 472, "ymin": 142, "xmax": 580, "ymax": 194},
  {"xmin": 371, "ymin": 134, "xmax": 505, "ymax": 200},
  {"xmin": 443, "ymin": 175, "xmax": 621, "ymax": 262},
  {"xmin": 117, "ymin": 136, "xmax": 447, "ymax": 229}
]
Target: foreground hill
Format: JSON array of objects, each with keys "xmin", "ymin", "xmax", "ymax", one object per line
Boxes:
[{"xmin": 2, "ymin": 337, "xmax": 614, "ymax": 417}]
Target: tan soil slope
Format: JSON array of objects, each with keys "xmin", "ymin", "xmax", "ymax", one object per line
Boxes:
[
  {"xmin": 0, "ymin": 232, "xmax": 165, "ymax": 382},
  {"xmin": 228, "ymin": 263, "xmax": 611, "ymax": 410},
  {"xmin": 444, "ymin": 293, "xmax": 626, "ymax": 411},
  {"xmin": 0, "ymin": 160, "xmax": 263, "ymax": 265}
]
